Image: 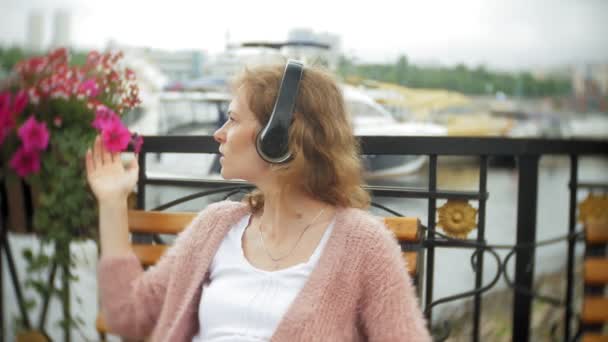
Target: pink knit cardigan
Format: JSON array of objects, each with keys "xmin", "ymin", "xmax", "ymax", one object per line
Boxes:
[{"xmin": 98, "ymin": 201, "xmax": 431, "ymax": 341}]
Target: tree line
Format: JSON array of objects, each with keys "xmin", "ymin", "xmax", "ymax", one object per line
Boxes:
[
  {"xmin": 337, "ymin": 55, "xmax": 572, "ymax": 98},
  {"xmin": 0, "ymin": 46, "xmax": 88, "ymax": 74}
]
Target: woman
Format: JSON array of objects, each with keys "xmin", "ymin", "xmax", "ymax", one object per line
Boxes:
[{"xmin": 87, "ymin": 62, "xmax": 431, "ymax": 341}]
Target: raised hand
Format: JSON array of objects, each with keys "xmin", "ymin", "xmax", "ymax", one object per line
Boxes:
[{"xmin": 85, "ymin": 135, "xmax": 139, "ymax": 203}]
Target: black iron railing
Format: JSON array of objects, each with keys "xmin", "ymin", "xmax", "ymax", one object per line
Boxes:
[
  {"xmin": 1, "ymin": 135, "xmax": 607, "ymax": 341},
  {"xmin": 133, "ymin": 135, "xmax": 607, "ymax": 342}
]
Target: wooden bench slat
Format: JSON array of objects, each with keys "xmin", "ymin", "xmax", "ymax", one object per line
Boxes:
[
  {"xmin": 582, "ymin": 297, "xmax": 608, "ymax": 324},
  {"xmin": 384, "ymin": 217, "xmax": 420, "ymax": 242},
  {"xmin": 132, "ymin": 244, "xmax": 168, "ymax": 266},
  {"xmin": 584, "ymin": 258, "xmax": 608, "ymax": 285},
  {"xmin": 15, "ymin": 331, "xmax": 48, "ymax": 342},
  {"xmin": 128, "ymin": 210, "xmax": 196, "ymax": 235},
  {"xmin": 403, "ymin": 252, "xmax": 417, "ymax": 276},
  {"xmin": 582, "ymin": 334, "xmax": 608, "ymax": 342},
  {"xmin": 586, "ymin": 222, "xmax": 608, "ymax": 244},
  {"xmin": 96, "ymin": 313, "xmax": 107, "ymax": 333}
]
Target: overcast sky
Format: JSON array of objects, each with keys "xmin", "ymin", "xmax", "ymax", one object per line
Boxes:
[{"xmin": 1, "ymin": 0, "xmax": 607, "ymax": 70}]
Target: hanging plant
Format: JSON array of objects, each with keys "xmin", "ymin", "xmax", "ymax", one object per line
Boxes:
[{"xmin": 0, "ymin": 47, "xmax": 143, "ymax": 340}]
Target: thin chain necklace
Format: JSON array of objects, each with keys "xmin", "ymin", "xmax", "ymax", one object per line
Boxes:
[{"xmin": 258, "ymin": 208, "xmax": 326, "ymax": 268}]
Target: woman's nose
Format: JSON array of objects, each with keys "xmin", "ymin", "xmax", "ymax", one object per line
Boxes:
[{"xmin": 213, "ymin": 126, "xmax": 225, "ymax": 144}]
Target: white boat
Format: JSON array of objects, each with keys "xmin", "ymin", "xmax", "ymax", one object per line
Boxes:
[
  {"xmin": 128, "ymin": 83, "xmax": 446, "ymax": 180},
  {"xmin": 563, "ymin": 113, "xmax": 608, "ymax": 139},
  {"xmin": 342, "ymin": 85, "xmax": 447, "ymax": 178}
]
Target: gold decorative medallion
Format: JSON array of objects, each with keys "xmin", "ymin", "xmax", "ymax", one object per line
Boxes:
[
  {"xmin": 578, "ymin": 193, "xmax": 608, "ymax": 224},
  {"xmin": 437, "ymin": 200, "xmax": 478, "ymax": 239}
]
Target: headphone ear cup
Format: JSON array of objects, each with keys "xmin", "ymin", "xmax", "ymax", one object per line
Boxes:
[
  {"xmin": 255, "ymin": 129, "xmax": 265, "ymax": 159},
  {"xmin": 256, "ymin": 119, "xmax": 292, "ymax": 163},
  {"xmin": 255, "ymin": 60, "xmax": 303, "ymax": 164}
]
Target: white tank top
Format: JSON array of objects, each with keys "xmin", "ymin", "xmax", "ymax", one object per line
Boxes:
[{"xmin": 192, "ymin": 214, "xmax": 335, "ymax": 342}]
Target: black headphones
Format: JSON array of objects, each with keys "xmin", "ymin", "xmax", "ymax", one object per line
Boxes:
[{"xmin": 255, "ymin": 59, "xmax": 304, "ymax": 164}]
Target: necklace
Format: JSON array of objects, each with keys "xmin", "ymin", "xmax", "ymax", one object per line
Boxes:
[{"xmin": 258, "ymin": 207, "xmax": 326, "ymax": 267}]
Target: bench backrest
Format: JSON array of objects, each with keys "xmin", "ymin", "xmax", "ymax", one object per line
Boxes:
[
  {"xmin": 581, "ymin": 221, "xmax": 608, "ymax": 342},
  {"xmin": 128, "ymin": 210, "xmax": 424, "ymax": 282}
]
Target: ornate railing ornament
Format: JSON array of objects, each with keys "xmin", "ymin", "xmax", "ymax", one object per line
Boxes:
[
  {"xmin": 437, "ymin": 200, "xmax": 478, "ymax": 239},
  {"xmin": 578, "ymin": 193, "xmax": 608, "ymax": 224}
]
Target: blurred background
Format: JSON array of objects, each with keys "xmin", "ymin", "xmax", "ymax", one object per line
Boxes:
[{"xmin": 1, "ymin": 0, "xmax": 608, "ymax": 341}]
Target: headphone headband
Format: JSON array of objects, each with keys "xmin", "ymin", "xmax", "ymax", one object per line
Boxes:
[{"xmin": 255, "ymin": 59, "xmax": 304, "ymax": 164}]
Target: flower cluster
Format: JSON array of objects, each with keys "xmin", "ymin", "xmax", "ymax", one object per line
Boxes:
[
  {"xmin": 1, "ymin": 48, "xmax": 143, "ymax": 178},
  {"xmin": 93, "ymin": 104, "xmax": 142, "ymax": 152}
]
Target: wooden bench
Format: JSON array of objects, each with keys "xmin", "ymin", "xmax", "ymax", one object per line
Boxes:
[
  {"xmin": 581, "ymin": 221, "xmax": 608, "ymax": 342},
  {"xmin": 96, "ymin": 210, "xmax": 424, "ymax": 339}
]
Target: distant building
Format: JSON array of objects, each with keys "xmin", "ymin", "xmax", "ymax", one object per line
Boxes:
[
  {"xmin": 287, "ymin": 28, "xmax": 341, "ymax": 69},
  {"xmin": 594, "ymin": 64, "xmax": 608, "ymax": 95},
  {"xmin": 572, "ymin": 63, "xmax": 608, "ymax": 112},
  {"xmin": 138, "ymin": 48, "xmax": 207, "ymax": 82},
  {"xmin": 202, "ymin": 48, "xmax": 284, "ymax": 79},
  {"xmin": 199, "ymin": 29, "xmax": 342, "ymax": 80},
  {"xmin": 51, "ymin": 9, "xmax": 71, "ymax": 49},
  {"xmin": 26, "ymin": 10, "xmax": 44, "ymax": 53}
]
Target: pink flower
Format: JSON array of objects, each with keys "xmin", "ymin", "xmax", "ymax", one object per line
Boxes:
[
  {"xmin": 0, "ymin": 128, "xmax": 10, "ymax": 146},
  {"xmin": 0, "ymin": 118, "xmax": 14, "ymax": 145},
  {"xmin": 39, "ymin": 78, "xmax": 52, "ymax": 95},
  {"xmin": 12, "ymin": 90, "xmax": 28, "ymax": 115},
  {"xmin": 78, "ymin": 78, "xmax": 100, "ymax": 98},
  {"xmin": 53, "ymin": 116, "xmax": 63, "ymax": 128},
  {"xmin": 87, "ymin": 99, "xmax": 101, "ymax": 110},
  {"xmin": 85, "ymin": 51, "xmax": 101, "ymax": 67},
  {"xmin": 28, "ymin": 88, "xmax": 41, "ymax": 105},
  {"xmin": 20, "ymin": 56, "xmax": 48, "ymax": 75},
  {"xmin": 9, "ymin": 147, "xmax": 41, "ymax": 177},
  {"xmin": 92, "ymin": 105, "xmax": 120, "ymax": 131},
  {"xmin": 50, "ymin": 84, "xmax": 70, "ymax": 100},
  {"xmin": 48, "ymin": 48, "xmax": 68, "ymax": 65},
  {"xmin": 125, "ymin": 68, "xmax": 136, "ymax": 80},
  {"xmin": 0, "ymin": 92, "xmax": 10, "ymax": 115},
  {"xmin": 0, "ymin": 93, "xmax": 16, "ymax": 145},
  {"xmin": 131, "ymin": 134, "xmax": 143, "ymax": 154},
  {"xmin": 0, "ymin": 111, "xmax": 15, "ymax": 145},
  {"xmin": 101, "ymin": 119, "xmax": 131, "ymax": 152},
  {"xmin": 18, "ymin": 116, "xmax": 50, "ymax": 151},
  {"xmin": 107, "ymin": 70, "xmax": 120, "ymax": 83}
]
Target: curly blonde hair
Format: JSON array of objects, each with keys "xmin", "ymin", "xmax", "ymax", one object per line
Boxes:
[{"xmin": 231, "ymin": 63, "xmax": 370, "ymax": 213}]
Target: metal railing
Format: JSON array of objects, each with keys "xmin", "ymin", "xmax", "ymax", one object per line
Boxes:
[
  {"xmin": 1, "ymin": 135, "xmax": 606, "ymax": 341},
  {"xmin": 134, "ymin": 135, "xmax": 607, "ymax": 342}
]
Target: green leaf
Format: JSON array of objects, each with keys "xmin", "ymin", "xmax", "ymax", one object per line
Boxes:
[
  {"xmin": 21, "ymin": 248, "xmax": 33, "ymax": 261},
  {"xmin": 24, "ymin": 298, "xmax": 37, "ymax": 311}
]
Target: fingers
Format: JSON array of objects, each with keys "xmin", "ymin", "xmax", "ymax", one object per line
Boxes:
[
  {"xmin": 101, "ymin": 139, "xmax": 112, "ymax": 165},
  {"xmin": 126, "ymin": 155, "xmax": 139, "ymax": 172},
  {"xmin": 85, "ymin": 149, "xmax": 94, "ymax": 176},
  {"xmin": 125, "ymin": 156, "xmax": 139, "ymax": 183},
  {"xmin": 92, "ymin": 135, "xmax": 119, "ymax": 166},
  {"xmin": 93, "ymin": 136, "xmax": 102, "ymax": 167}
]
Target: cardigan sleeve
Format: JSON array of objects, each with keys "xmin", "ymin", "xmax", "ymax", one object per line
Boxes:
[
  {"xmin": 97, "ymin": 207, "xmax": 210, "ymax": 339},
  {"xmin": 358, "ymin": 227, "xmax": 431, "ymax": 341}
]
